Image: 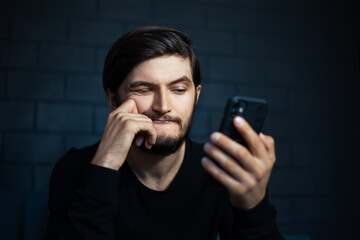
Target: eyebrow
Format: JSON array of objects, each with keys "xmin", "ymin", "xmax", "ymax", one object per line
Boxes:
[{"xmin": 128, "ymin": 76, "xmax": 192, "ymax": 89}]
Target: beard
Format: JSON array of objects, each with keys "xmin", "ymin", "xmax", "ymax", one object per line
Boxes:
[{"xmin": 137, "ymin": 102, "xmax": 196, "ymax": 156}]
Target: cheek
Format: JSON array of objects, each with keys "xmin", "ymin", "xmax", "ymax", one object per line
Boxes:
[{"xmin": 129, "ymin": 95, "xmax": 153, "ymax": 113}]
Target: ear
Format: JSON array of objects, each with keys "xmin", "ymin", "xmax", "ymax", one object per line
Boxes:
[
  {"xmin": 195, "ymin": 85, "xmax": 201, "ymax": 104},
  {"xmin": 105, "ymin": 88, "xmax": 118, "ymax": 111}
]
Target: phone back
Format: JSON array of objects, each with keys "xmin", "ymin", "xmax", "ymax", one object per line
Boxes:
[{"xmin": 219, "ymin": 96, "xmax": 268, "ymax": 145}]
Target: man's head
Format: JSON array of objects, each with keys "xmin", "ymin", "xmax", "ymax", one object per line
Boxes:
[
  {"xmin": 103, "ymin": 26, "xmax": 201, "ymax": 100},
  {"xmin": 103, "ymin": 26, "xmax": 202, "ymax": 155}
]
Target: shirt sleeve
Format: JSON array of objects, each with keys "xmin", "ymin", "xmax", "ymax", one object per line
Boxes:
[
  {"xmin": 231, "ymin": 193, "xmax": 285, "ymax": 240},
  {"xmin": 45, "ymin": 152, "xmax": 120, "ymax": 240}
]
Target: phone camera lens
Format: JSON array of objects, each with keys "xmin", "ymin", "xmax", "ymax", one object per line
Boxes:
[{"xmin": 238, "ymin": 101, "xmax": 246, "ymax": 114}]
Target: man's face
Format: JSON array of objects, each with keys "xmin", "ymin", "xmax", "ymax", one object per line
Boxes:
[{"xmin": 118, "ymin": 55, "xmax": 201, "ymax": 155}]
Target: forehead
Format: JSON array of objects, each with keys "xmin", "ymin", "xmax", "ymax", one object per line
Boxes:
[{"xmin": 124, "ymin": 55, "xmax": 193, "ymax": 85}]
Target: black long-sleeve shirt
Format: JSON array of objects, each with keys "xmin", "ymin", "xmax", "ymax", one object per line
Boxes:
[{"xmin": 46, "ymin": 138, "xmax": 284, "ymax": 240}]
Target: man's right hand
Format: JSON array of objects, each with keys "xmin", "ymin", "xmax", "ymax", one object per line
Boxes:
[{"xmin": 91, "ymin": 99, "xmax": 157, "ymax": 170}]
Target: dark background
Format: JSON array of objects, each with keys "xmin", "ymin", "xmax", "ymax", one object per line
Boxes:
[{"xmin": 0, "ymin": 0, "xmax": 359, "ymax": 239}]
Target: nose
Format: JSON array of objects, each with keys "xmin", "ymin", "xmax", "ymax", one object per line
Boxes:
[{"xmin": 152, "ymin": 88, "xmax": 171, "ymax": 114}]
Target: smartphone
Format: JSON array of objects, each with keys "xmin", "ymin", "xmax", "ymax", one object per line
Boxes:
[{"xmin": 219, "ymin": 96, "xmax": 268, "ymax": 147}]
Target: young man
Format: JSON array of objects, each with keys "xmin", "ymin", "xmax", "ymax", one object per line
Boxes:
[{"xmin": 46, "ymin": 26, "xmax": 284, "ymax": 240}]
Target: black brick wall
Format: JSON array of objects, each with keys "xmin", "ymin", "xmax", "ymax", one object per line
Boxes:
[{"xmin": 1, "ymin": 0, "xmax": 359, "ymax": 239}]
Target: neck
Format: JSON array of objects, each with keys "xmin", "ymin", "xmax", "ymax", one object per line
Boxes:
[{"xmin": 126, "ymin": 141, "xmax": 186, "ymax": 191}]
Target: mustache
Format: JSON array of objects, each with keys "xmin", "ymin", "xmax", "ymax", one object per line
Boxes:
[{"xmin": 142, "ymin": 113, "xmax": 182, "ymax": 124}]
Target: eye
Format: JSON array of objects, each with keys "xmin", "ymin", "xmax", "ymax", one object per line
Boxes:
[
  {"xmin": 134, "ymin": 88, "xmax": 151, "ymax": 94},
  {"xmin": 172, "ymin": 87, "xmax": 186, "ymax": 94}
]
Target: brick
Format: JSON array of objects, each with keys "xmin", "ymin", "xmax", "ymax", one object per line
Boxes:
[
  {"xmin": 155, "ymin": 3, "xmax": 205, "ymax": 27},
  {"xmin": 274, "ymin": 140, "xmax": 291, "ymax": 166},
  {"xmin": 43, "ymin": 0, "xmax": 96, "ymax": 17},
  {"xmin": 292, "ymin": 115, "xmax": 332, "ymax": 140},
  {"xmin": 66, "ymin": 74, "xmax": 106, "ymax": 102},
  {"xmin": 0, "ymin": 0, "xmax": 40, "ymax": 13},
  {"xmin": 257, "ymin": 12, "xmax": 306, "ymax": 36},
  {"xmin": 8, "ymin": 41, "xmax": 38, "ymax": 69},
  {"xmin": 293, "ymin": 197, "xmax": 335, "ymax": 223},
  {"xmin": 234, "ymin": 85, "xmax": 267, "ymax": 99},
  {"xmin": 209, "ymin": 57, "xmax": 265, "ymax": 83},
  {"xmin": 0, "ymin": 189, "xmax": 23, "ymax": 240},
  {"xmin": 288, "ymin": 88, "xmax": 331, "ymax": 114},
  {"xmin": 186, "ymin": 30, "xmax": 234, "ymax": 54},
  {"xmin": 7, "ymin": 71, "xmax": 64, "ymax": 99},
  {"xmin": 195, "ymin": 54, "xmax": 209, "ymax": 80},
  {"xmin": 0, "ymin": 14, "xmax": 9, "ymax": 38},
  {"xmin": 4, "ymin": 133, "xmax": 63, "ymax": 163},
  {"xmin": 190, "ymin": 109, "xmax": 210, "ymax": 137},
  {"xmin": 0, "ymin": 101, "xmax": 34, "ymax": 130},
  {"xmin": 208, "ymin": 7, "xmax": 257, "ymax": 31},
  {"xmin": 267, "ymin": 62, "xmax": 331, "ymax": 87},
  {"xmin": 69, "ymin": 20, "xmax": 125, "ymax": 46},
  {"xmin": 0, "ymin": 71, "xmax": 5, "ymax": 97},
  {"xmin": 11, "ymin": 15, "xmax": 66, "ymax": 42},
  {"xmin": 0, "ymin": 40, "xmax": 8, "ymax": 67},
  {"xmin": 97, "ymin": 47, "xmax": 108, "ymax": 73},
  {"xmin": 197, "ymin": 82, "xmax": 236, "ymax": 108},
  {"xmin": 210, "ymin": 109, "xmax": 224, "ymax": 132},
  {"xmin": 236, "ymin": 34, "xmax": 283, "ymax": 59},
  {"xmin": 95, "ymin": 106, "xmax": 110, "ymax": 133},
  {"xmin": 233, "ymin": 0, "xmax": 283, "ymax": 10},
  {"xmin": 65, "ymin": 134, "xmax": 100, "ymax": 151},
  {"xmin": 37, "ymin": 102, "xmax": 92, "ymax": 132},
  {"xmin": 265, "ymin": 87, "xmax": 289, "ymax": 113},
  {"xmin": 256, "ymin": 113, "xmax": 293, "ymax": 139},
  {"xmin": 270, "ymin": 198, "xmax": 293, "ymax": 224},
  {"xmin": 0, "ymin": 133, "xmax": 3, "ymax": 158},
  {"xmin": 34, "ymin": 165, "xmax": 54, "ymax": 191},
  {"xmin": 0, "ymin": 163, "xmax": 32, "ymax": 192},
  {"xmin": 268, "ymin": 168, "xmax": 334, "ymax": 195},
  {"xmin": 100, "ymin": 0, "xmax": 151, "ymax": 21},
  {"xmin": 39, "ymin": 44, "xmax": 95, "ymax": 72},
  {"xmin": 281, "ymin": 37, "xmax": 329, "ymax": 62}
]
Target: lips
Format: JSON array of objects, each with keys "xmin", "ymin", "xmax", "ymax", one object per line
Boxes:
[{"xmin": 152, "ymin": 120, "xmax": 176, "ymax": 124}]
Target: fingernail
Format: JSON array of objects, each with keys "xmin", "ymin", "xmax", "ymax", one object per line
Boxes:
[
  {"xmin": 145, "ymin": 141, "xmax": 152, "ymax": 149},
  {"xmin": 201, "ymin": 157, "xmax": 208, "ymax": 164},
  {"xmin": 135, "ymin": 138, "xmax": 143, "ymax": 147},
  {"xmin": 204, "ymin": 143, "xmax": 211, "ymax": 151},
  {"xmin": 235, "ymin": 117, "xmax": 244, "ymax": 127},
  {"xmin": 259, "ymin": 132, "xmax": 265, "ymax": 139},
  {"xmin": 211, "ymin": 133, "xmax": 220, "ymax": 142}
]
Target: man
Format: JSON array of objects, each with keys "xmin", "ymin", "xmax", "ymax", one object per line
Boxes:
[{"xmin": 46, "ymin": 26, "xmax": 284, "ymax": 240}]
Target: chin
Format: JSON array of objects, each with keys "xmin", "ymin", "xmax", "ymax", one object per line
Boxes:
[{"xmin": 138, "ymin": 132, "xmax": 188, "ymax": 156}]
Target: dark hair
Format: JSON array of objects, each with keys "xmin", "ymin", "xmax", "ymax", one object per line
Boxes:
[{"xmin": 102, "ymin": 26, "xmax": 201, "ymax": 95}]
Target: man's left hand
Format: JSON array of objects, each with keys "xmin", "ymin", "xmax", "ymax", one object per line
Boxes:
[{"xmin": 201, "ymin": 116, "xmax": 276, "ymax": 210}]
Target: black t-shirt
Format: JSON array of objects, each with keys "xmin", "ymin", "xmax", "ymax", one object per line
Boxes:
[{"xmin": 46, "ymin": 138, "xmax": 284, "ymax": 240}]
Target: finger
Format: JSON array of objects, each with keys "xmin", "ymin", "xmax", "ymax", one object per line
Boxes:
[
  {"xmin": 201, "ymin": 157, "xmax": 247, "ymax": 194},
  {"xmin": 135, "ymin": 133, "xmax": 145, "ymax": 147},
  {"xmin": 112, "ymin": 98, "xmax": 138, "ymax": 114},
  {"xmin": 203, "ymin": 142, "xmax": 250, "ymax": 182},
  {"xmin": 209, "ymin": 132, "xmax": 257, "ymax": 172},
  {"xmin": 259, "ymin": 133, "xmax": 276, "ymax": 163},
  {"xmin": 233, "ymin": 117, "xmax": 267, "ymax": 159}
]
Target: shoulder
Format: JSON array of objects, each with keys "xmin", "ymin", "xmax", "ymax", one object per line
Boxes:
[
  {"xmin": 55, "ymin": 142, "xmax": 100, "ymax": 171},
  {"xmin": 50, "ymin": 141, "xmax": 100, "ymax": 191}
]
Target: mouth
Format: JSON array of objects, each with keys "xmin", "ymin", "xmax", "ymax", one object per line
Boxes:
[{"xmin": 152, "ymin": 120, "xmax": 177, "ymax": 124}]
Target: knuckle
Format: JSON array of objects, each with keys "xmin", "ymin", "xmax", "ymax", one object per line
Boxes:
[
  {"xmin": 268, "ymin": 136, "xmax": 275, "ymax": 145},
  {"xmin": 246, "ymin": 178, "xmax": 257, "ymax": 190},
  {"xmin": 255, "ymin": 166, "xmax": 266, "ymax": 181},
  {"xmin": 235, "ymin": 146, "xmax": 247, "ymax": 158}
]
